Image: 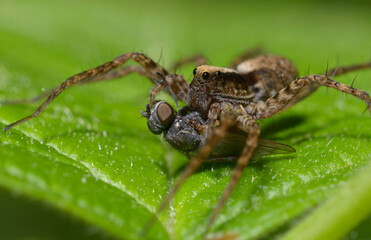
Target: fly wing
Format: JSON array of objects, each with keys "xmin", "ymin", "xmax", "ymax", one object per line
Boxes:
[
  {"xmin": 203, "ymin": 131, "xmax": 295, "ymax": 162},
  {"xmin": 254, "ymin": 139, "xmax": 296, "ymax": 157}
]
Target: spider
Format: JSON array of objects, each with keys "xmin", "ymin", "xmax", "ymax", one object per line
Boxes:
[{"xmin": 2, "ymin": 48, "xmax": 371, "ymax": 238}]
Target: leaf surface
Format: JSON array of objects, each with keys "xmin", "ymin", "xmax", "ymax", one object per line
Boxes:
[{"xmin": 0, "ymin": 1, "xmax": 370, "ymax": 239}]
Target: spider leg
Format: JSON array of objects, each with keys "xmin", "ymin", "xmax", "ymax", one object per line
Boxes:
[
  {"xmin": 0, "ymin": 88, "xmax": 56, "ymax": 106},
  {"xmin": 2, "ymin": 66, "xmax": 190, "ymax": 107},
  {"xmin": 0, "ymin": 65, "xmax": 149, "ymax": 106},
  {"xmin": 95, "ymin": 65, "xmax": 190, "ymax": 102},
  {"xmin": 204, "ymin": 107, "xmax": 260, "ymax": 237},
  {"xmin": 285, "ymin": 62, "xmax": 371, "ymax": 108},
  {"xmin": 255, "ymin": 74, "xmax": 371, "ymax": 119},
  {"xmin": 327, "ymin": 62, "xmax": 371, "ymax": 77},
  {"xmin": 3, "ymin": 53, "xmax": 189, "ymax": 131},
  {"xmin": 228, "ymin": 47, "xmax": 264, "ymax": 69},
  {"xmin": 170, "ymin": 54, "xmax": 208, "ymax": 72},
  {"xmin": 142, "ymin": 103, "xmax": 236, "ymax": 235},
  {"xmin": 85, "ymin": 65, "xmax": 151, "ymax": 83}
]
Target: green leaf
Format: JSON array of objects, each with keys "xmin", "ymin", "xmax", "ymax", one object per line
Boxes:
[
  {"xmin": 0, "ymin": 1, "xmax": 370, "ymax": 240},
  {"xmin": 282, "ymin": 159, "xmax": 371, "ymax": 240}
]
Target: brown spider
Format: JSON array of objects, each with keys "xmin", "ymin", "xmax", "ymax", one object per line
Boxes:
[{"xmin": 2, "ymin": 48, "xmax": 371, "ymax": 238}]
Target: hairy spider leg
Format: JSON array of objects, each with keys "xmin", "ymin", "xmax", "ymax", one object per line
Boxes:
[
  {"xmin": 3, "ymin": 53, "xmax": 190, "ymax": 131},
  {"xmin": 285, "ymin": 62, "xmax": 371, "ymax": 109},
  {"xmin": 203, "ymin": 104, "xmax": 260, "ymax": 237},
  {"xmin": 0, "ymin": 66, "xmax": 150, "ymax": 106},
  {"xmin": 255, "ymin": 74, "xmax": 371, "ymax": 119},
  {"xmin": 142, "ymin": 103, "xmax": 236, "ymax": 236}
]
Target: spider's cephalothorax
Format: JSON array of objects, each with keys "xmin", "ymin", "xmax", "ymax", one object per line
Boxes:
[
  {"xmin": 3, "ymin": 49, "xmax": 370, "ymax": 238},
  {"xmin": 189, "ymin": 66, "xmax": 254, "ymax": 119},
  {"xmin": 189, "ymin": 55, "xmax": 299, "ymax": 120}
]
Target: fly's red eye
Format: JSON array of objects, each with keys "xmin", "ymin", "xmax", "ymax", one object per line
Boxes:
[
  {"xmin": 202, "ymin": 72, "xmax": 210, "ymax": 80},
  {"xmin": 156, "ymin": 102, "xmax": 175, "ymax": 128}
]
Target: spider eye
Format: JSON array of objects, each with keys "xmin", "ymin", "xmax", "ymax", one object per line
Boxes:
[
  {"xmin": 156, "ymin": 102, "xmax": 175, "ymax": 129},
  {"xmin": 193, "ymin": 68, "xmax": 197, "ymax": 76},
  {"xmin": 202, "ymin": 72, "xmax": 210, "ymax": 80}
]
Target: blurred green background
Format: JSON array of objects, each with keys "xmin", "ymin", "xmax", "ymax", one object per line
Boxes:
[{"xmin": 0, "ymin": 0, "xmax": 370, "ymax": 240}]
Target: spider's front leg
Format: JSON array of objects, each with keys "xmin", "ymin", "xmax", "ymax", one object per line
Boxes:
[
  {"xmin": 3, "ymin": 53, "xmax": 190, "ymax": 131},
  {"xmin": 0, "ymin": 65, "xmax": 151, "ymax": 106},
  {"xmin": 254, "ymin": 74, "xmax": 371, "ymax": 119},
  {"xmin": 143, "ymin": 103, "xmax": 236, "ymax": 234},
  {"xmin": 204, "ymin": 105, "xmax": 260, "ymax": 237}
]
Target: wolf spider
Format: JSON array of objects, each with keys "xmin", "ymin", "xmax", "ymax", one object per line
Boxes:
[{"xmin": 2, "ymin": 48, "xmax": 371, "ymax": 238}]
